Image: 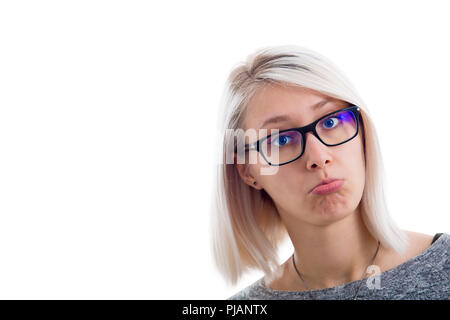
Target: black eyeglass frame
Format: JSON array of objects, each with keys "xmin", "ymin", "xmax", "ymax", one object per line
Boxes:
[{"xmin": 244, "ymin": 104, "xmax": 361, "ymax": 166}]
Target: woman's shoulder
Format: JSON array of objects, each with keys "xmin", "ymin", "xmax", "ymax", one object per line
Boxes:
[
  {"xmin": 384, "ymin": 231, "xmax": 449, "ymax": 298},
  {"xmin": 379, "ymin": 230, "xmax": 444, "ymax": 269},
  {"xmin": 407, "ymin": 230, "xmax": 448, "ymax": 265},
  {"xmin": 403, "ymin": 230, "xmax": 448, "ymax": 263},
  {"xmin": 380, "ymin": 230, "xmax": 449, "ymax": 279}
]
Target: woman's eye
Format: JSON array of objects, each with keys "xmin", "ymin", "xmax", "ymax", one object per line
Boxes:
[
  {"xmin": 322, "ymin": 117, "xmax": 340, "ymax": 129},
  {"xmin": 270, "ymin": 135, "xmax": 292, "ymax": 146}
]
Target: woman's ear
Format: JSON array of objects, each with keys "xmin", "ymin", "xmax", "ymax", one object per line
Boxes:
[{"xmin": 234, "ymin": 162, "xmax": 262, "ymax": 190}]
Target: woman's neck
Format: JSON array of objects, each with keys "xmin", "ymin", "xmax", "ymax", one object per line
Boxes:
[{"xmin": 284, "ymin": 209, "xmax": 381, "ymax": 290}]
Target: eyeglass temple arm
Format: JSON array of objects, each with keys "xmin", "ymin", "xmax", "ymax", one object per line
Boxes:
[{"xmin": 244, "ymin": 142, "xmax": 257, "ymax": 152}]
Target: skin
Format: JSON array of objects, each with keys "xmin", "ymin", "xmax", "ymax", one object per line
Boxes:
[{"xmin": 235, "ymin": 82, "xmax": 433, "ymax": 291}]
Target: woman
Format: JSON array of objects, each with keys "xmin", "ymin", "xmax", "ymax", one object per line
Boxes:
[{"xmin": 210, "ymin": 45, "xmax": 449, "ymax": 300}]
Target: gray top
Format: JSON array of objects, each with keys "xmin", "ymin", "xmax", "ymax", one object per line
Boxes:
[{"xmin": 228, "ymin": 233, "xmax": 449, "ymax": 300}]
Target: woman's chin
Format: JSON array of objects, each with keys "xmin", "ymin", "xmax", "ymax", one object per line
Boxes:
[{"xmin": 309, "ymin": 196, "xmax": 352, "ymax": 221}]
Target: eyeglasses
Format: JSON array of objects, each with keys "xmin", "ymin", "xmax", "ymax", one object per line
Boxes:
[{"xmin": 244, "ymin": 105, "xmax": 361, "ymax": 166}]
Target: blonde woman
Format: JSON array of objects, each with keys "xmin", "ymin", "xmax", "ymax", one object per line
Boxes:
[{"xmin": 210, "ymin": 45, "xmax": 449, "ymax": 300}]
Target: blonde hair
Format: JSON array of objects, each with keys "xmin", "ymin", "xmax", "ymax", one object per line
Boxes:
[{"xmin": 209, "ymin": 45, "xmax": 409, "ymax": 287}]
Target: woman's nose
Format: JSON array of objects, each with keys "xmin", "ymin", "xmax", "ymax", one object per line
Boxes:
[{"xmin": 303, "ymin": 132, "xmax": 332, "ymax": 169}]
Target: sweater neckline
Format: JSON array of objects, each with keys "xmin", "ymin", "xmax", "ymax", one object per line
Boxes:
[{"xmin": 260, "ymin": 233, "xmax": 447, "ymax": 294}]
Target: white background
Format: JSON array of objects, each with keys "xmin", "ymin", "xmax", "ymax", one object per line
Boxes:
[{"xmin": 0, "ymin": 0, "xmax": 448, "ymax": 299}]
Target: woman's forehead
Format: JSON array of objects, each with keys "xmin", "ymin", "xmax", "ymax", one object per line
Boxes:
[{"xmin": 243, "ymin": 84, "xmax": 341, "ymax": 130}]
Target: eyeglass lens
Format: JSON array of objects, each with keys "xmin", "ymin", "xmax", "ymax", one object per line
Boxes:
[{"xmin": 261, "ymin": 109, "xmax": 358, "ymax": 165}]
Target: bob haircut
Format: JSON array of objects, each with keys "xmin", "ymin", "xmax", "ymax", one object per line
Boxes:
[{"xmin": 210, "ymin": 45, "xmax": 409, "ymax": 287}]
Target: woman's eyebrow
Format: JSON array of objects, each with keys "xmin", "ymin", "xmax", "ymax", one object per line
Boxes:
[{"xmin": 259, "ymin": 99, "xmax": 332, "ymax": 128}]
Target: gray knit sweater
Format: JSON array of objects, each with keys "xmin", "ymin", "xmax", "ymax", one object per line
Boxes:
[{"xmin": 228, "ymin": 233, "xmax": 449, "ymax": 300}]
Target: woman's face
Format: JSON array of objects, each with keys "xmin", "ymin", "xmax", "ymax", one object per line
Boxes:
[{"xmin": 237, "ymin": 83, "xmax": 366, "ymax": 226}]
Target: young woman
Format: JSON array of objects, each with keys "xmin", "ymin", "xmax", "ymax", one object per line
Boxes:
[{"xmin": 211, "ymin": 45, "xmax": 449, "ymax": 300}]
